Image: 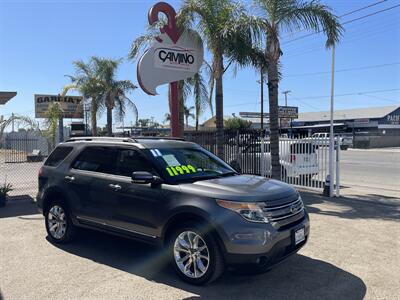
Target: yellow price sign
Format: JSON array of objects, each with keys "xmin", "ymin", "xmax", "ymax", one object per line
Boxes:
[{"xmin": 166, "ymin": 164, "xmax": 197, "ymax": 176}]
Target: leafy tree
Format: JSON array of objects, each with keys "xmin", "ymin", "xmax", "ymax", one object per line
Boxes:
[
  {"xmin": 225, "ymin": 118, "xmax": 252, "ymax": 130},
  {"xmin": 253, "ymin": 0, "xmax": 343, "ymax": 179}
]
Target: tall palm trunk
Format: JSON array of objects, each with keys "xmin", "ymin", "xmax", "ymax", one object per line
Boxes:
[
  {"xmin": 214, "ymin": 52, "xmax": 224, "ymax": 158},
  {"xmin": 106, "ymin": 96, "xmax": 113, "ymax": 136},
  {"xmin": 178, "ymin": 81, "xmax": 185, "ymax": 135},
  {"xmin": 195, "ymin": 115, "xmax": 199, "ymax": 131},
  {"xmin": 267, "ymin": 61, "xmax": 280, "ymax": 179},
  {"xmin": 90, "ymin": 99, "xmax": 98, "ymax": 136}
]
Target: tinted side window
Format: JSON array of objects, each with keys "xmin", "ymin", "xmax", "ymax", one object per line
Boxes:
[
  {"xmin": 115, "ymin": 149, "xmax": 156, "ymax": 177},
  {"xmin": 45, "ymin": 146, "xmax": 73, "ymax": 167},
  {"xmin": 72, "ymin": 147, "xmax": 115, "ymax": 174}
]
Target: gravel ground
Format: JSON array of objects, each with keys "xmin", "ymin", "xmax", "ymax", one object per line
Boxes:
[{"xmin": 1, "ymin": 189, "xmax": 399, "ymax": 300}]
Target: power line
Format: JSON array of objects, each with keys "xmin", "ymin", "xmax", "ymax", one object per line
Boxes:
[
  {"xmin": 281, "ymin": 0, "xmax": 389, "ymax": 40},
  {"xmin": 224, "ymin": 88, "xmax": 400, "ymax": 107},
  {"xmin": 281, "ymin": 3, "xmax": 400, "ymax": 46},
  {"xmin": 285, "ymin": 62, "xmax": 400, "ymax": 77}
]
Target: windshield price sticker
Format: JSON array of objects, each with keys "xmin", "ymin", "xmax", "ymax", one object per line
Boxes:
[{"xmin": 166, "ymin": 164, "xmax": 196, "ymax": 176}]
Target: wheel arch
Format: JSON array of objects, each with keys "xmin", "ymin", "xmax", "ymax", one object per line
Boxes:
[
  {"xmin": 162, "ymin": 210, "xmax": 227, "ymax": 256},
  {"xmin": 42, "ymin": 187, "xmax": 69, "ymax": 215}
]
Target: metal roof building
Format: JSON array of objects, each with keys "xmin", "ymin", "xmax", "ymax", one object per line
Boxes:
[{"xmin": 295, "ymin": 105, "xmax": 399, "ymax": 123}]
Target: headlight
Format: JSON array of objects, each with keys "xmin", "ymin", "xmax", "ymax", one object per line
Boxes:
[{"xmin": 216, "ymin": 199, "xmax": 268, "ymax": 223}]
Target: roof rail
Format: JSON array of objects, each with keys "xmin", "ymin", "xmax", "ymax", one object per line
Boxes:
[
  {"xmin": 65, "ymin": 137, "xmax": 136, "ymax": 143},
  {"xmin": 133, "ymin": 136, "xmax": 186, "ymax": 141}
]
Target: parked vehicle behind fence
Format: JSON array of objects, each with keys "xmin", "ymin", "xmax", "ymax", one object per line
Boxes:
[
  {"xmin": 308, "ymin": 133, "xmax": 353, "ymax": 150},
  {"xmin": 230, "ymin": 140, "xmax": 319, "ymax": 180}
]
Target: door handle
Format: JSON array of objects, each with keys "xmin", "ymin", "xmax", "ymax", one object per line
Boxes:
[
  {"xmin": 108, "ymin": 184, "xmax": 122, "ymax": 191},
  {"xmin": 65, "ymin": 175, "xmax": 75, "ymax": 182}
]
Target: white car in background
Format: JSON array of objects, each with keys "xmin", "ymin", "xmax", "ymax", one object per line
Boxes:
[
  {"xmin": 308, "ymin": 132, "xmax": 353, "ymax": 150},
  {"xmin": 230, "ymin": 140, "xmax": 319, "ymax": 179}
]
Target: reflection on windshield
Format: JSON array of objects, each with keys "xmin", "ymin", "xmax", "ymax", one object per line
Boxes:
[{"xmin": 148, "ymin": 147, "xmax": 236, "ymax": 183}]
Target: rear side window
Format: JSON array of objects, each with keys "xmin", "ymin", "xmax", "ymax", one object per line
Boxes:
[
  {"xmin": 45, "ymin": 146, "xmax": 73, "ymax": 167},
  {"xmin": 72, "ymin": 147, "xmax": 115, "ymax": 174}
]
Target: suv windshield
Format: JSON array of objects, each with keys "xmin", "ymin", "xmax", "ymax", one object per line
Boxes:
[{"xmin": 146, "ymin": 147, "xmax": 236, "ymax": 183}]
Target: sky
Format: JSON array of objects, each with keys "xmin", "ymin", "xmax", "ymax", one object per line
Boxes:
[{"xmin": 1, "ymin": 0, "xmax": 399, "ymax": 129}]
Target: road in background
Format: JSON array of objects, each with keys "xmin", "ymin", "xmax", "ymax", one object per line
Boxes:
[{"xmin": 340, "ymin": 148, "xmax": 400, "ymax": 197}]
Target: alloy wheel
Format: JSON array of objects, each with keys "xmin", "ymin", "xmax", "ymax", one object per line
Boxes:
[
  {"xmin": 173, "ymin": 231, "xmax": 210, "ymax": 279},
  {"xmin": 47, "ymin": 205, "xmax": 67, "ymax": 239}
]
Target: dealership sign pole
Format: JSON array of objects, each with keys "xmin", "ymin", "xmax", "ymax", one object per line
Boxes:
[{"xmin": 137, "ymin": 2, "xmax": 203, "ymax": 137}]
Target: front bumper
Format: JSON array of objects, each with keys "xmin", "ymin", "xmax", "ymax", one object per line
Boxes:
[{"xmin": 214, "ymin": 210, "xmax": 310, "ymax": 265}]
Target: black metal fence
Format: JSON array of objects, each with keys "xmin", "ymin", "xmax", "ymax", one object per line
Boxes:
[{"xmin": 184, "ymin": 129, "xmax": 336, "ymax": 191}]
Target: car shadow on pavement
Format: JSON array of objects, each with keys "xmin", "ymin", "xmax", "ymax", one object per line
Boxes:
[
  {"xmin": 300, "ymin": 190, "xmax": 400, "ymax": 221},
  {"xmin": 0, "ymin": 196, "xmax": 40, "ymax": 219},
  {"xmin": 50, "ymin": 229, "xmax": 366, "ymax": 300}
]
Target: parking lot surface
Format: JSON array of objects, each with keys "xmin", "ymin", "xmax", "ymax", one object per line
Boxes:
[{"xmin": 1, "ymin": 189, "xmax": 399, "ymax": 300}]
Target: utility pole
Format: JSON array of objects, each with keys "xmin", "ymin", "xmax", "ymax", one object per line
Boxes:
[
  {"xmin": 260, "ymin": 67, "xmax": 264, "ymax": 130},
  {"xmin": 282, "ymin": 90, "xmax": 291, "ymax": 107},
  {"xmin": 329, "ymin": 45, "xmax": 336, "ymax": 198}
]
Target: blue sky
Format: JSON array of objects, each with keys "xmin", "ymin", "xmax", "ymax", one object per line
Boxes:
[{"xmin": 1, "ymin": 0, "xmax": 399, "ymax": 128}]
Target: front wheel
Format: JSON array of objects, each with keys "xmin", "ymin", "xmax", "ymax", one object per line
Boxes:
[
  {"xmin": 170, "ymin": 224, "xmax": 225, "ymax": 285},
  {"xmin": 45, "ymin": 200, "xmax": 76, "ymax": 243}
]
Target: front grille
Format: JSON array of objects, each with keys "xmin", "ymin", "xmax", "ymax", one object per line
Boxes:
[{"xmin": 262, "ymin": 197, "xmax": 304, "ymax": 224}]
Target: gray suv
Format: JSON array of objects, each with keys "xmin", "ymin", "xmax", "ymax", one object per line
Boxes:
[{"xmin": 37, "ymin": 137, "xmax": 309, "ymax": 285}]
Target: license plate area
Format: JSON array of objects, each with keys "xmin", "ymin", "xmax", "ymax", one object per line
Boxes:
[{"xmin": 294, "ymin": 227, "xmax": 305, "ymax": 245}]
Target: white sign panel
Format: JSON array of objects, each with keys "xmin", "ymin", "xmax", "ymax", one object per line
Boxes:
[
  {"xmin": 137, "ymin": 30, "xmax": 204, "ymax": 95},
  {"xmin": 35, "ymin": 94, "xmax": 84, "ymax": 119}
]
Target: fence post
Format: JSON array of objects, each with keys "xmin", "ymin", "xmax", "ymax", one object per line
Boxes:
[
  {"xmin": 336, "ymin": 136, "xmax": 341, "ymax": 197},
  {"xmin": 260, "ymin": 133, "xmax": 266, "ymax": 177}
]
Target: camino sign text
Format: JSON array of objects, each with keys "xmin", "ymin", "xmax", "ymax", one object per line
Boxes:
[{"xmin": 34, "ymin": 94, "xmax": 84, "ymax": 119}]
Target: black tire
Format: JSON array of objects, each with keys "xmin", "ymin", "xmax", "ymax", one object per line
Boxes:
[
  {"xmin": 168, "ymin": 222, "xmax": 225, "ymax": 285},
  {"xmin": 44, "ymin": 199, "xmax": 76, "ymax": 244},
  {"xmin": 340, "ymin": 145, "xmax": 348, "ymax": 150}
]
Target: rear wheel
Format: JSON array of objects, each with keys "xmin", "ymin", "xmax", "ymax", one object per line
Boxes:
[
  {"xmin": 45, "ymin": 200, "xmax": 76, "ymax": 243},
  {"xmin": 169, "ymin": 224, "xmax": 225, "ymax": 285}
]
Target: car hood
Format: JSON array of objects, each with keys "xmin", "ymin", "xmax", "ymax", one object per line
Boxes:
[{"xmin": 179, "ymin": 174, "xmax": 298, "ymax": 203}]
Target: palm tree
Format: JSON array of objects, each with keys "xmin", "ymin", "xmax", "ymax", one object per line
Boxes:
[
  {"xmin": 63, "ymin": 59, "xmax": 104, "ymax": 136},
  {"xmin": 92, "ymin": 57, "xmax": 138, "ymax": 136},
  {"xmin": 184, "ymin": 71, "xmax": 209, "ymax": 130},
  {"xmin": 178, "ymin": 0, "xmax": 260, "ymax": 156},
  {"xmin": 164, "ymin": 113, "xmax": 171, "ymax": 124},
  {"xmin": 45, "ymin": 103, "xmax": 63, "ymax": 147},
  {"xmin": 253, "ymin": 0, "xmax": 343, "ymax": 179},
  {"xmin": 183, "ymin": 105, "xmax": 195, "ymax": 127}
]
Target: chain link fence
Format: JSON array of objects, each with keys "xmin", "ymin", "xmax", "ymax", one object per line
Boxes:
[{"xmin": 0, "ymin": 130, "xmax": 52, "ymax": 198}]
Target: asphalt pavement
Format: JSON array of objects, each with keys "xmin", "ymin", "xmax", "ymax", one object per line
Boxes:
[
  {"xmin": 1, "ymin": 189, "xmax": 399, "ymax": 300},
  {"xmin": 340, "ymin": 148, "xmax": 400, "ymax": 197}
]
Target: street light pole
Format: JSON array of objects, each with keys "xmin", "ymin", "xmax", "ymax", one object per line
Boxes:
[{"xmin": 329, "ymin": 45, "xmax": 336, "ymax": 198}]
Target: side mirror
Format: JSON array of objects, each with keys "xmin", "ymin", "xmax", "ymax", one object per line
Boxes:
[{"xmin": 131, "ymin": 171, "xmax": 163, "ymax": 184}]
